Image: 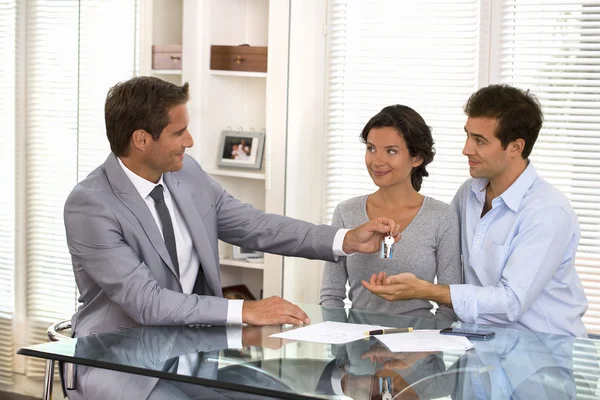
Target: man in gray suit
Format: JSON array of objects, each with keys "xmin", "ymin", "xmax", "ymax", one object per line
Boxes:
[{"xmin": 63, "ymin": 76, "xmax": 399, "ymax": 398}]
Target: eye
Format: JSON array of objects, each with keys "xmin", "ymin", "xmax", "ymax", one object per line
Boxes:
[
  {"xmin": 476, "ymin": 138, "xmax": 485, "ymax": 145},
  {"xmin": 387, "ymin": 149, "xmax": 397, "ymax": 155},
  {"xmin": 366, "ymin": 145, "xmax": 375, "ymax": 152}
]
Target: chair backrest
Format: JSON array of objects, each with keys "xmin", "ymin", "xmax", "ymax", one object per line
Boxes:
[
  {"xmin": 48, "ymin": 320, "xmax": 72, "ymax": 342},
  {"xmin": 47, "ymin": 320, "xmax": 76, "ymax": 393}
]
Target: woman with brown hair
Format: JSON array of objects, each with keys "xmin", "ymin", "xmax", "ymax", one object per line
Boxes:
[{"xmin": 320, "ymin": 105, "xmax": 462, "ymax": 320}]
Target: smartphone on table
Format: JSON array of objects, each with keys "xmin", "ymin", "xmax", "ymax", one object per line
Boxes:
[{"xmin": 440, "ymin": 327, "xmax": 495, "ymax": 341}]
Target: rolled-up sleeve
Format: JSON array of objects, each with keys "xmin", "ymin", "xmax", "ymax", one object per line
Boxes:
[{"xmin": 449, "ymin": 284, "xmax": 479, "ymax": 323}]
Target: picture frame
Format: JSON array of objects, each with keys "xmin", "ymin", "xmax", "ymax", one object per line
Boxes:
[
  {"xmin": 217, "ymin": 129, "xmax": 265, "ymax": 170},
  {"xmin": 232, "ymin": 245, "xmax": 263, "ymax": 260},
  {"xmin": 222, "ymin": 284, "xmax": 256, "ymax": 301}
]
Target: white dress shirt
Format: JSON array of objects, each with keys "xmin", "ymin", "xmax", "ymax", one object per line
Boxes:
[
  {"xmin": 118, "ymin": 158, "xmax": 349, "ymax": 325},
  {"xmin": 118, "ymin": 158, "xmax": 200, "ymax": 295}
]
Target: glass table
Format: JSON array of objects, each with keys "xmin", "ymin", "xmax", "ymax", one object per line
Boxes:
[{"xmin": 17, "ymin": 303, "xmax": 600, "ymax": 399}]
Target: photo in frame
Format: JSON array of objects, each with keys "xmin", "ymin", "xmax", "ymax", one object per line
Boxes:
[{"xmin": 217, "ymin": 130, "xmax": 265, "ymax": 170}]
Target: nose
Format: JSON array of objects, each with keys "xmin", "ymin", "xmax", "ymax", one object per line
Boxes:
[
  {"xmin": 371, "ymin": 150, "xmax": 388, "ymax": 166},
  {"xmin": 183, "ymin": 130, "xmax": 194, "ymax": 149},
  {"xmin": 462, "ymin": 138, "xmax": 472, "ymax": 156}
]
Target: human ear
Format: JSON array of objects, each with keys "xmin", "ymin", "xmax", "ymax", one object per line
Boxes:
[
  {"xmin": 412, "ymin": 154, "xmax": 424, "ymax": 168},
  {"xmin": 511, "ymin": 138, "xmax": 525, "ymax": 158},
  {"xmin": 131, "ymin": 129, "xmax": 148, "ymax": 151}
]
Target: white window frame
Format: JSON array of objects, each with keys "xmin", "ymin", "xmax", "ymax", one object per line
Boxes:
[{"xmin": 1, "ymin": 1, "xmax": 141, "ymax": 395}]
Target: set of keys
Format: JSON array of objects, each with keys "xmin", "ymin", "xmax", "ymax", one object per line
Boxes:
[
  {"xmin": 377, "ymin": 237, "xmax": 395, "ymax": 400},
  {"xmin": 380, "ymin": 233, "xmax": 395, "ymax": 259}
]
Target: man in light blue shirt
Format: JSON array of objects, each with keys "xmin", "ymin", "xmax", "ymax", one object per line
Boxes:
[{"xmin": 363, "ymin": 84, "xmax": 588, "ymax": 337}]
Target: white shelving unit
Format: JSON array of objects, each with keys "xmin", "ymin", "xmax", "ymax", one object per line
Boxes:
[
  {"xmin": 209, "ymin": 70, "xmax": 267, "ymax": 78},
  {"xmin": 139, "ymin": 0, "xmax": 184, "ymax": 85},
  {"xmin": 141, "ymin": 0, "xmax": 290, "ymax": 301},
  {"xmin": 219, "ymin": 258, "xmax": 265, "ymax": 270},
  {"xmin": 152, "ymin": 69, "xmax": 182, "ymax": 75},
  {"xmin": 205, "ymin": 168, "xmax": 266, "ymax": 180}
]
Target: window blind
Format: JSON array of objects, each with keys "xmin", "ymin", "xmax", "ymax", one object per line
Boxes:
[
  {"xmin": 24, "ymin": 0, "xmax": 139, "ymax": 377},
  {"xmin": 326, "ymin": 0, "xmax": 600, "ymax": 335},
  {"xmin": 499, "ymin": 0, "xmax": 600, "ymax": 333},
  {"xmin": 0, "ymin": 0, "xmax": 16, "ymax": 386},
  {"xmin": 325, "ymin": 0, "xmax": 478, "ymax": 222},
  {"xmin": 25, "ymin": 0, "xmax": 82, "ymax": 377}
]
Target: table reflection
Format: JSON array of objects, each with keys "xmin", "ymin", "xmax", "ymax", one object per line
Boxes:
[{"xmin": 21, "ymin": 303, "xmax": 600, "ymax": 399}]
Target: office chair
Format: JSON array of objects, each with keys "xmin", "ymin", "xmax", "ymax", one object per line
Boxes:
[{"xmin": 44, "ymin": 320, "xmax": 74, "ymax": 400}]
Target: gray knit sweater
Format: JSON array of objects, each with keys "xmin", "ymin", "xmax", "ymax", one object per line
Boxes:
[{"xmin": 320, "ymin": 195, "xmax": 462, "ymax": 321}]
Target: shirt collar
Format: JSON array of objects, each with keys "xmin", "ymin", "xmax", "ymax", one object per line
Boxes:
[
  {"xmin": 117, "ymin": 157, "xmax": 166, "ymax": 200},
  {"xmin": 470, "ymin": 161, "xmax": 538, "ymax": 212}
]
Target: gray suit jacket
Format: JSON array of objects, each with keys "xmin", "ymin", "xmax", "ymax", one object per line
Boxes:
[{"xmin": 64, "ymin": 153, "xmax": 338, "ymax": 338}]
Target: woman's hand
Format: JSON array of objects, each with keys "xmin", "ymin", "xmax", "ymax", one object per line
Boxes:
[
  {"xmin": 362, "ymin": 272, "xmax": 452, "ymax": 305},
  {"xmin": 362, "ymin": 272, "xmax": 424, "ymax": 301},
  {"xmin": 361, "ymin": 343, "xmax": 439, "ymax": 370}
]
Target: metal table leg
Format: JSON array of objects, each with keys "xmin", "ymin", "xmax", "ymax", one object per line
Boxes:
[
  {"xmin": 43, "ymin": 359, "xmax": 54, "ymax": 400},
  {"xmin": 66, "ymin": 362, "xmax": 76, "ymax": 390}
]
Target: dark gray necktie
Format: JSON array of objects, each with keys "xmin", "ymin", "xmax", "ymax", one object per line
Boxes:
[{"xmin": 149, "ymin": 184, "xmax": 180, "ymax": 278}]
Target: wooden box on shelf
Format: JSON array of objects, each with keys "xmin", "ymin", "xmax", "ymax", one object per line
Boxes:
[
  {"xmin": 210, "ymin": 45, "xmax": 268, "ymax": 73},
  {"xmin": 152, "ymin": 44, "xmax": 182, "ymax": 70}
]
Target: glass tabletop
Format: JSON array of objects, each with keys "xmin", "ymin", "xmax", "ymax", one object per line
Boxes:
[{"xmin": 17, "ymin": 303, "xmax": 600, "ymax": 399}]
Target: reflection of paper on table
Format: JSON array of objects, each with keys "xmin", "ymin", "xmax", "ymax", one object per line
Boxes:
[
  {"xmin": 376, "ymin": 330, "xmax": 474, "ymax": 352},
  {"xmin": 269, "ymin": 321, "xmax": 391, "ymax": 344}
]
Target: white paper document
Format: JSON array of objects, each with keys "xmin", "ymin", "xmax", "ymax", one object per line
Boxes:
[
  {"xmin": 375, "ymin": 329, "xmax": 475, "ymax": 352},
  {"xmin": 269, "ymin": 321, "xmax": 391, "ymax": 344},
  {"xmin": 270, "ymin": 322, "xmax": 475, "ymax": 352}
]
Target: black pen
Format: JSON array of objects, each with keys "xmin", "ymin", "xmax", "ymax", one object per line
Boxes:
[{"xmin": 363, "ymin": 327, "xmax": 413, "ymax": 336}]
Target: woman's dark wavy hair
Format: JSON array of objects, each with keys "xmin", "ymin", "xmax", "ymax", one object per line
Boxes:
[{"xmin": 360, "ymin": 105, "xmax": 435, "ymax": 192}]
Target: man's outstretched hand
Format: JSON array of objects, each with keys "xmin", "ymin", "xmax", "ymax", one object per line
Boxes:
[
  {"xmin": 242, "ymin": 296, "xmax": 310, "ymax": 326},
  {"xmin": 343, "ymin": 217, "xmax": 401, "ymax": 254},
  {"xmin": 362, "ymin": 272, "xmax": 452, "ymax": 305}
]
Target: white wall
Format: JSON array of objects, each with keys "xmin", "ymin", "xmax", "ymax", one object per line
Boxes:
[{"xmin": 282, "ymin": 0, "xmax": 329, "ymax": 304}]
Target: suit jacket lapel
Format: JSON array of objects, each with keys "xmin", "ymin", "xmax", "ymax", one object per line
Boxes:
[
  {"xmin": 103, "ymin": 154, "xmax": 179, "ymax": 280},
  {"xmin": 164, "ymin": 172, "xmax": 222, "ymax": 297}
]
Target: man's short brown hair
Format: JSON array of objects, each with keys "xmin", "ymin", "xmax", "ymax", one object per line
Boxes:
[
  {"xmin": 105, "ymin": 76, "xmax": 190, "ymax": 156},
  {"xmin": 464, "ymin": 84, "xmax": 543, "ymax": 159}
]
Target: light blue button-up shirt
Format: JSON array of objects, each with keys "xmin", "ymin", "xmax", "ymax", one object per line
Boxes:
[{"xmin": 449, "ymin": 162, "xmax": 588, "ymax": 337}]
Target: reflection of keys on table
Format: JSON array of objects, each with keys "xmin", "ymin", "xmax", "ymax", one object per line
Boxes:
[
  {"xmin": 381, "ymin": 377, "xmax": 392, "ymax": 400},
  {"xmin": 380, "ymin": 234, "xmax": 395, "ymax": 259}
]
